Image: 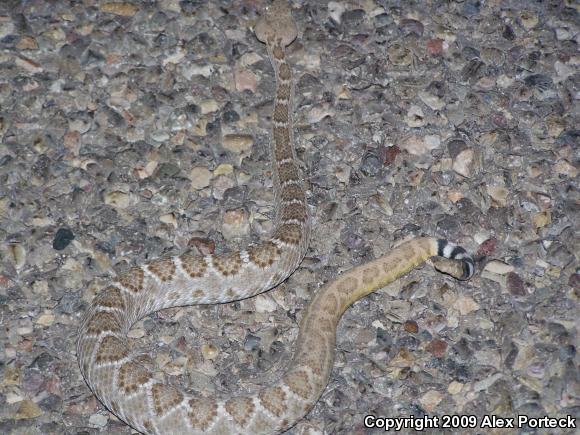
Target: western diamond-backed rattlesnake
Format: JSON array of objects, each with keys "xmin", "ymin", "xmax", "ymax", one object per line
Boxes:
[{"xmin": 77, "ymin": 1, "xmax": 475, "ymax": 434}]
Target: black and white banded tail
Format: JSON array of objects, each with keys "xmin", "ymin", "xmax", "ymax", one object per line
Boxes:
[{"xmin": 437, "ymin": 239, "xmax": 475, "ymax": 280}]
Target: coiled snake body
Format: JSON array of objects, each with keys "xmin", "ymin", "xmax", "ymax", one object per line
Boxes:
[{"xmin": 77, "ymin": 2, "xmax": 475, "ymax": 433}]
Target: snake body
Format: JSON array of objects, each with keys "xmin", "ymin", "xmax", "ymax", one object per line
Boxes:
[{"xmin": 77, "ymin": 2, "xmax": 475, "ymax": 434}]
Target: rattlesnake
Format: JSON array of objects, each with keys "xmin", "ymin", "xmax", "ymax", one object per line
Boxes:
[{"xmin": 77, "ymin": 1, "xmax": 475, "ymax": 434}]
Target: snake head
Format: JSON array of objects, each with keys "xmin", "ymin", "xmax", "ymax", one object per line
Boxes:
[{"xmin": 255, "ymin": 0, "xmax": 298, "ymax": 47}]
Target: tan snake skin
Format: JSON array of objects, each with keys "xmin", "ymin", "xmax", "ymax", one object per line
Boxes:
[{"xmin": 77, "ymin": 2, "xmax": 475, "ymax": 434}]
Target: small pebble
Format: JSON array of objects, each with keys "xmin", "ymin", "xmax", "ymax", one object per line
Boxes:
[
  {"xmin": 35, "ymin": 312, "xmax": 55, "ymax": 327},
  {"xmin": 426, "ymin": 339, "xmax": 448, "ymax": 357},
  {"xmin": 234, "ymin": 68, "xmax": 257, "ymax": 93},
  {"xmin": 254, "ymin": 294, "xmax": 278, "ymax": 313},
  {"xmin": 448, "ymin": 381, "xmax": 464, "ymax": 394},
  {"xmin": 7, "ymin": 243, "xmax": 26, "ymax": 269},
  {"xmin": 452, "ymin": 148, "xmax": 481, "ymax": 178},
  {"xmin": 419, "ymin": 390, "xmax": 443, "ymax": 412},
  {"xmin": 52, "ymin": 228, "xmax": 75, "ymax": 250},
  {"xmin": 190, "ymin": 166, "xmax": 212, "ymax": 190},
  {"xmin": 200, "ymin": 99, "xmax": 219, "ymax": 115},
  {"xmin": 359, "ymin": 152, "xmax": 381, "ymax": 177},
  {"xmin": 223, "ymin": 134, "xmax": 253, "ymax": 153},
  {"xmin": 222, "ymin": 208, "xmax": 249, "ymax": 240},
  {"xmin": 453, "ymin": 296, "xmax": 479, "ymax": 316},
  {"xmin": 559, "ymin": 345, "xmax": 576, "ymax": 362},
  {"xmin": 88, "ymin": 413, "xmax": 109, "ymax": 428},
  {"xmin": 400, "ymin": 134, "xmax": 439, "ymax": 155},
  {"xmin": 14, "ymin": 400, "xmax": 43, "ymax": 420},
  {"xmin": 484, "ymin": 260, "xmax": 514, "ymax": 275},
  {"xmin": 506, "ymin": 272, "xmax": 526, "ymax": 296},
  {"xmin": 403, "ymin": 320, "xmax": 418, "ymax": 334},
  {"xmin": 201, "ymin": 344, "xmax": 219, "ymax": 360},
  {"xmin": 100, "ymin": 2, "xmax": 137, "ymax": 16},
  {"xmin": 399, "ymin": 19, "xmax": 424, "ymax": 37},
  {"xmin": 405, "ymin": 105, "xmax": 425, "ymax": 127},
  {"xmin": 104, "ymin": 191, "xmax": 131, "ymax": 208}
]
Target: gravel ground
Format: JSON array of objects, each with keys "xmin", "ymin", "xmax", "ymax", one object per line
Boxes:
[{"xmin": 0, "ymin": 1, "xmax": 578, "ymax": 434}]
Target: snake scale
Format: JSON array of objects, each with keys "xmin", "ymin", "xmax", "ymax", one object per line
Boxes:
[{"xmin": 77, "ymin": 1, "xmax": 475, "ymax": 434}]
